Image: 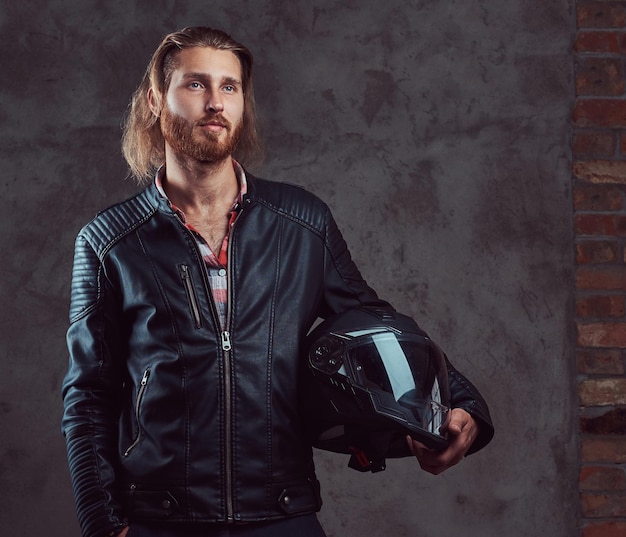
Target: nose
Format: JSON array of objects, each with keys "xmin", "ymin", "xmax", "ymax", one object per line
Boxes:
[{"xmin": 207, "ymin": 90, "xmax": 224, "ymax": 113}]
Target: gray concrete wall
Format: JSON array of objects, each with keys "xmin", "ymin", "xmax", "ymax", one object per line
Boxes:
[{"xmin": 0, "ymin": 1, "xmax": 576, "ymax": 536}]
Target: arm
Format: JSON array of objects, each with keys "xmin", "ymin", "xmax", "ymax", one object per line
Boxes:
[
  {"xmin": 62, "ymin": 234, "xmax": 128, "ymax": 537},
  {"xmin": 445, "ymin": 356, "xmax": 494, "ymax": 454},
  {"xmin": 316, "ymin": 202, "xmax": 494, "ymax": 471},
  {"xmin": 318, "ymin": 204, "xmax": 394, "ymax": 316}
]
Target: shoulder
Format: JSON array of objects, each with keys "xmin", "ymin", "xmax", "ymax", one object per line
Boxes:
[
  {"xmin": 247, "ymin": 174, "xmax": 331, "ymax": 232},
  {"xmin": 76, "ymin": 185, "xmax": 158, "ymax": 259}
]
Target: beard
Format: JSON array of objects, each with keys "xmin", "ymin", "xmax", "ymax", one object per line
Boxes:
[{"xmin": 160, "ymin": 105, "xmax": 243, "ymax": 164}]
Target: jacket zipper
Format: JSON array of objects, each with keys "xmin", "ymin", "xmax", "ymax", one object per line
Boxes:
[
  {"xmin": 124, "ymin": 367, "xmax": 151, "ymax": 457},
  {"xmin": 223, "ymin": 205, "xmax": 244, "ymax": 523},
  {"xmin": 175, "ymin": 200, "xmax": 246, "ymax": 522},
  {"xmin": 222, "ymin": 327, "xmax": 234, "ymax": 521},
  {"xmin": 179, "ymin": 264, "xmax": 203, "ymax": 328}
]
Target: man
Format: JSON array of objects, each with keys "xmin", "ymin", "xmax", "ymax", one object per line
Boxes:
[{"xmin": 62, "ymin": 27, "xmax": 493, "ymax": 537}]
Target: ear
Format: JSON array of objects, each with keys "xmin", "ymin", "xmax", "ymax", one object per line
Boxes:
[{"xmin": 148, "ymin": 87, "xmax": 162, "ymax": 117}]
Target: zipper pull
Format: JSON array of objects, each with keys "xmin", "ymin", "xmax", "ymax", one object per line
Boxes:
[
  {"xmin": 221, "ymin": 331, "xmax": 232, "ymax": 351},
  {"xmin": 141, "ymin": 369, "xmax": 150, "ymax": 386}
]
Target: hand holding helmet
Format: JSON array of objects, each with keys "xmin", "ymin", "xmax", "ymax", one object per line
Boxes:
[{"xmin": 406, "ymin": 407, "xmax": 479, "ymax": 475}]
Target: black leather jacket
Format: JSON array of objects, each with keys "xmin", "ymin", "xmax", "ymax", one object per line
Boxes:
[{"xmin": 62, "ymin": 174, "xmax": 494, "ymax": 537}]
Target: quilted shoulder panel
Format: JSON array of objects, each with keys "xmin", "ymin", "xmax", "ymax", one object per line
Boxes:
[
  {"xmin": 82, "ymin": 190, "xmax": 157, "ymax": 259},
  {"xmin": 249, "ymin": 176, "xmax": 329, "ymax": 237},
  {"xmin": 68, "ymin": 190, "xmax": 157, "ymax": 322}
]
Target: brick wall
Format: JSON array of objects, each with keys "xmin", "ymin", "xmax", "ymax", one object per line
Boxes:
[{"xmin": 574, "ymin": 2, "xmax": 626, "ymax": 536}]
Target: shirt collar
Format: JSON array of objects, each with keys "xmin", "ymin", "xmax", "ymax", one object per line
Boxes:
[{"xmin": 154, "ymin": 160, "xmax": 248, "ymax": 222}]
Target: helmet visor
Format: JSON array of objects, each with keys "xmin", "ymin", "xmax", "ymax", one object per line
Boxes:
[{"xmin": 311, "ymin": 328, "xmax": 450, "ymax": 439}]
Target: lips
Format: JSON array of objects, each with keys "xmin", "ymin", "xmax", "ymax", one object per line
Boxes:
[{"xmin": 197, "ymin": 116, "xmax": 229, "ymax": 130}]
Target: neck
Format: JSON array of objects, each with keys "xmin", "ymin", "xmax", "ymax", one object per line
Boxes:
[{"xmin": 162, "ymin": 148, "xmax": 239, "ymax": 212}]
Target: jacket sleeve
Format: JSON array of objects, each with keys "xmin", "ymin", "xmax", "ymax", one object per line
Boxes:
[
  {"xmin": 318, "ymin": 204, "xmax": 394, "ymax": 316},
  {"xmin": 446, "ymin": 356, "xmax": 494, "ymax": 454},
  {"xmin": 61, "ymin": 233, "xmax": 128, "ymax": 537}
]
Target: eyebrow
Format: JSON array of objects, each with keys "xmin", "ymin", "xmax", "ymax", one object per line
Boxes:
[{"xmin": 181, "ymin": 73, "xmax": 242, "ymax": 86}]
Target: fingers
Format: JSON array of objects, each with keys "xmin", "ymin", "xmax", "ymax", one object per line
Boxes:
[
  {"xmin": 406, "ymin": 436, "xmax": 450, "ymax": 475},
  {"xmin": 405, "ymin": 436, "xmax": 426, "ymax": 457}
]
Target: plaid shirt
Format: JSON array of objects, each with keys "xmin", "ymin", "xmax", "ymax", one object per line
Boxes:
[{"xmin": 155, "ymin": 162, "xmax": 247, "ymax": 328}]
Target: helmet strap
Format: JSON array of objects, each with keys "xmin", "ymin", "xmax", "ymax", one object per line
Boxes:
[{"xmin": 345, "ymin": 426, "xmax": 396, "ymax": 473}]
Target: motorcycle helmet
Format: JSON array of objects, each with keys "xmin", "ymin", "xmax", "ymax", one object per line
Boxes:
[{"xmin": 300, "ymin": 307, "xmax": 450, "ymax": 472}]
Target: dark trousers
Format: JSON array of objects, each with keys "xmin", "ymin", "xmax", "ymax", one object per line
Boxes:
[{"xmin": 126, "ymin": 514, "xmax": 328, "ymax": 537}]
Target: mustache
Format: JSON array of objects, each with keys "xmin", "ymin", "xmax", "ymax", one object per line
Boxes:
[{"xmin": 195, "ymin": 114, "xmax": 231, "ymax": 129}]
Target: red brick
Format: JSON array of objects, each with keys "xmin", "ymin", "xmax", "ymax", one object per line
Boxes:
[
  {"xmin": 619, "ymin": 130, "xmax": 626, "ymax": 155},
  {"xmin": 574, "ymin": 99, "xmax": 626, "ymax": 128},
  {"xmin": 582, "ymin": 437, "xmax": 626, "ymax": 463},
  {"xmin": 575, "ymin": 214, "xmax": 617, "ymax": 235},
  {"xmin": 617, "ymin": 215, "xmax": 626, "ymax": 234},
  {"xmin": 579, "ymin": 378, "xmax": 626, "ymax": 405},
  {"xmin": 581, "ymin": 408, "xmax": 626, "ymax": 434},
  {"xmin": 576, "ymin": 240, "xmax": 619, "ymax": 263},
  {"xmin": 578, "ymin": 3, "xmax": 626, "ymax": 29},
  {"xmin": 574, "ymin": 184, "xmax": 625, "ymax": 210},
  {"xmin": 575, "ymin": 30, "xmax": 621, "ymax": 53},
  {"xmin": 583, "ymin": 521, "xmax": 626, "ymax": 537},
  {"xmin": 578, "ymin": 349, "xmax": 625, "ymax": 374},
  {"xmin": 574, "ymin": 160, "xmax": 626, "ymax": 183},
  {"xmin": 574, "ymin": 130, "xmax": 616, "ymax": 157},
  {"xmin": 576, "ymin": 266, "xmax": 626, "ymax": 289},
  {"xmin": 576, "ymin": 295, "xmax": 626, "ymax": 318},
  {"xmin": 619, "ymin": 33, "xmax": 626, "ymax": 53},
  {"xmin": 581, "ymin": 492, "xmax": 626, "ymax": 517},
  {"xmin": 576, "ymin": 57, "xmax": 625, "ymax": 96},
  {"xmin": 580, "ymin": 466, "xmax": 626, "ymax": 490},
  {"xmin": 577, "ymin": 323, "xmax": 626, "ymax": 347}
]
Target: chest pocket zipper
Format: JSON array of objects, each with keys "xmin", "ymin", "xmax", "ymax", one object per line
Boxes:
[
  {"xmin": 179, "ymin": 264, "xmax": 203, "ymax": 329},
  {"xmin": 124, "ymin": 367, "xmax": 151, "ymax": 457}
]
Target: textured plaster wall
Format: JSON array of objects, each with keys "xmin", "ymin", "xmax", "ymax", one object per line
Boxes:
[{"xmin": 0, "ymin": 1, "xmax": 576, "ymax": 536}]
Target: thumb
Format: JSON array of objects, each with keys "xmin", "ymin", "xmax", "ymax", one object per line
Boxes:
[{"xmin": 445, "ymin": 412, "xmax": 466, "ymax": 436}]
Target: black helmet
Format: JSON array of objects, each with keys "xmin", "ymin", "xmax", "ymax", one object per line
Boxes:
[{"xmin": 300, "ymin": 307, "xmax": 450, "ymax": 472}]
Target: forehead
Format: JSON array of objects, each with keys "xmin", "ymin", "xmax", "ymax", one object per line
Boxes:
[{"xmin": 170, "ymin": 47, "xmax": 243, "ymax": 81}]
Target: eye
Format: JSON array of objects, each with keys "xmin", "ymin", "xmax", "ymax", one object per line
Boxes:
[
  {"xmin": 223, "ymin": 85, "xmax": 236, "ymax": 93},
  {"xmin": 188, "ymin": 81, "xmax": 203, "ymax": 90}
]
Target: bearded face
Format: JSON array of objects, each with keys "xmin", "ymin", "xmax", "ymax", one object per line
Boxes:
[{"xmin": 160, "ymin": 103, "xmax": 244, "ymax": 164}]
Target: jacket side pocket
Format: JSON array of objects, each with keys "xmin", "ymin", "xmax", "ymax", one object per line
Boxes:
[
  {"xmin": 124, "ymin": 367, "xmax": 151, "ymax": 457},
  {"xmin": 178, "ymin": 264, "xmax": 203, "ymax": 329}
]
